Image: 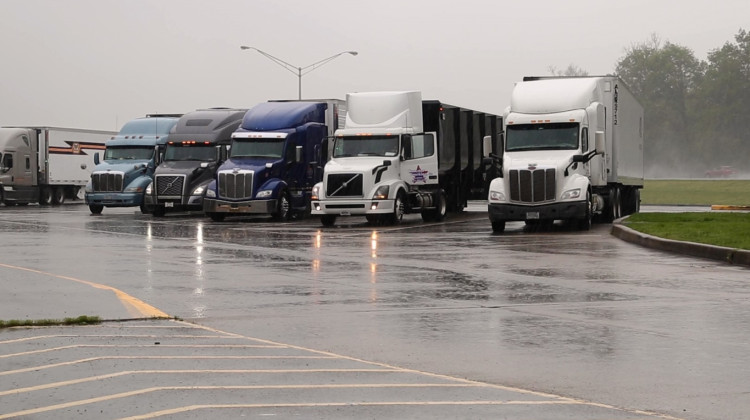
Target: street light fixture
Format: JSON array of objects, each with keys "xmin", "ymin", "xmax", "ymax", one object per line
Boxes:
[{"xmin": 240, "ymin": 46, "xmax": 358, "ymax": 100}]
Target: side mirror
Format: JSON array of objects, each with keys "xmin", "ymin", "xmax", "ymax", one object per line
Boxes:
[
  {"xmin": 595, "ymin": 131, "xmax": 605, "ymax": 155},
  {"xmin": 482, "ymin": 135, "xmax": 492, "ymax": 158},
  {"xmin": 94, "ymin": 152, "xmax": 100, "ymax": 165},
  {"xmin": 572, "ymin": 154, "xmax": 588, "ymax": 163},
  {"xmin": 295, "ymin": 145, "xmax": 303, "ymax": 163}
]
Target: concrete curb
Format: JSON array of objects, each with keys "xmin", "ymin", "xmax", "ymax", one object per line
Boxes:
[{"xmin": 611, "ymin": 222, "xmax": 750, "ymax": 267}]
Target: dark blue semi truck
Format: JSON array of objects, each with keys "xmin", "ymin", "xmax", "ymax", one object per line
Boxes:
[{"xmin": 203, "ymin": 100, "xmax": 345, "ymax": 222}]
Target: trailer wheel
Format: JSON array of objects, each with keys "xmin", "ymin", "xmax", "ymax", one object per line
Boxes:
[
  {"xmin": 321, "ymin": 214, "xmax": 336, "ymax": 227},
  {"xmin": 491, "ymin": 221, "xmax": 506, "ymax": 233},
  {"xmin": 52, "ymin": 187, "xmax": 66, "ymax": 205},
  {"xmin": 272, "ymin": 190, "xmax": 290, "ymax": 222},
  {"xmin": 38, "ymin": 187, "xmax": 53, "ymax": 206},
  {"xmin": 89, "ymin": 204, "xmax": 104, "ymax": 215}
]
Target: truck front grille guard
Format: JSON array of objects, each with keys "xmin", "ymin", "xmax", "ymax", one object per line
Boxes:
[
  {"xmin": 155, "ymin": 175, "xmax": 186, "ymax": 197},
  {"xmin": 91, "ymin": 172, "xmax": 124, "ymax": 192},
  {"xmin": 509, "ymin": 168, "xmax": 556, "ymax": 203},
  {"xmin": 218, "ymin": 171, "xmax": 254, "ymax": 200},
  {"xmin": 326, "ymin": 173, "xmax": 363, "ymax": 197}
]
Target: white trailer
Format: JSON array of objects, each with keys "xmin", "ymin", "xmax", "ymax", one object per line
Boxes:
[
  {"xmin": 0, "ymin": 127, "xmax": 114, "ymax": 205},
  {"xmin": 487, "ymin": 76, "xmax": 644, "ymax": 232}
]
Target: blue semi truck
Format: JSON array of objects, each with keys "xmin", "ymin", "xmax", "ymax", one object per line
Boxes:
[
  {"xmin": 85, "ymin": 114, "xmax": 181, "ymax": 214},
  {"xmin": 203, "ymin": 100, "xmax": 345, "ymax": 222}
]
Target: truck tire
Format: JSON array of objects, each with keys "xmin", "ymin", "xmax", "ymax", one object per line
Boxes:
[
  {"xmin": 491, "ymin": 221, "xmax": 506, "ymax": 233},
  {"xmin": 321, "ymin": 214, "xmax": 336, "ymax": 227},
  {"xmin": 38, "ymin": 187, "xmax": 53, "ymax": 206},
  {"xmin": 421, "ymin": 190, "xmax": 447, "ymax": 222},
  {"xmin": 386, "ymin": 191, "xmax": 405, "ymax": 225},
  {"xmin": 577, "ymin": 191, "xmax": 592, "ymax": 231},
  {"xmin": 89, "ymin": 204, "xmax": 104, "ymax": 215},
  {"xmin": 272, "ymin": 191, "xmax": 290, "ymax": 222},
  {"xmin": 52, "ymin": 187, "xmax": 65, "ymax": 205}
]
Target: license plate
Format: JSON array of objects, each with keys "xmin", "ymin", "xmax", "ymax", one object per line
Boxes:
[
  {"xmin": 339, "ymin": 211, "xmax": 351, "ymax": 216},
  {"xmin": 165, "ymin": 202, "xmax": 174, "ymax": 208},
  {"xmin": 526, "ymin": 212, "xmax": 540, "ymax": 220}
]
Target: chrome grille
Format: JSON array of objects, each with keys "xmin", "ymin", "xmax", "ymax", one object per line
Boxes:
[
  {"xmin": 91, "ymin": 172, "xmax": 124, "ymax": 192},
  {"xmin": 155, "ymin": 175, "xmax": 185, "ymax": 197},
  {"xmin": 326, "ymin": 173, "xmax": 363, "ymax": 197},
  {"xmin": 218, "ymin": 170, "xmax": 254, "ymax": 199},
  {"xmin": 509, "ymin": 169, "xmax": 556, "ymax": 203}
]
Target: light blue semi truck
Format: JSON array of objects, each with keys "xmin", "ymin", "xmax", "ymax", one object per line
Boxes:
[{"xmin": 85, "ymin": 114, "xmax": 181, "ymax": 214}]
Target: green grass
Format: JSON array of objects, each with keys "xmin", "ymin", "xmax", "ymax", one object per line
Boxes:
[
  {"xmin": 642, "ymin": 179, "xmax": 750, "ymax": 206},
  {"xmin": 624, "ymin": 212, "xmax": 750, "ymax": 250},
  {"xmin": 0, "ymin": 315, "xmax": 101, "ymax": 329}
]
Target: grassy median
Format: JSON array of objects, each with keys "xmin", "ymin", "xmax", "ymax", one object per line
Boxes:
[{"xmin": 626, "ymin": 179, "xmax": 750, "ymax": 250}]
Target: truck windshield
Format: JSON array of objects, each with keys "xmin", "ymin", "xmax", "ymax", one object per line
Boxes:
[
  {"xmin": 164, "ymin": 144, "xmax": 217, "ymax": 161},
  {"xmin": 230, "ymin": 138, "xmax": 284, "ymax": 159},
  {"xmin": 333, "ymin": 135, "xmax": 399, "ymax": 158},
  {"xmin": 104, "ymin": 146, "xmax": 154, "ymax": 160},
  {"xmin": 506, "ymin": 123, "xmax": 579, "ymax": 152}
]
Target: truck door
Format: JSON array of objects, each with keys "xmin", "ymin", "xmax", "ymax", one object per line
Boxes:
[{"xmin": 400, "ymin": 132, "xmax": 438, "ymax": 186}]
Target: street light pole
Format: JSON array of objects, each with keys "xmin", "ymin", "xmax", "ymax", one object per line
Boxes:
[{"xmin": 240, "ymin": 46, "xmax": 358, "ymax": 100}]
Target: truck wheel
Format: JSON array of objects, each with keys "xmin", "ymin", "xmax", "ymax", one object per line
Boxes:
[
  {"xmin": 152, "ymin": 206, "xmax": 166, "ymax": 217},
  {"xmin": 387, "ymin": 191, "xmax": 405, "ymax": 225},
  {"xmin": 321, "ymin": 215, "xmax": 336, "ymax": 227},
  {"xmin": 39, "ymin": 187, "xmax": 53, "ymax": 206},
  {"xmin": 89, "ymin": 204, "xmax": 104, "ymax": 215},
  {"xmin": 434, "ymin": 190, "xmax": 447, "ymax": 221},
  {"xmin": 491, "ymin": 221, "xmax": 506, "ymax": 233},
  {"xmin": 578, "ymin": 191, "xmax": 592, "ymax": 231},
  {"xmin": 272, "ymin": 191, "xmax": 290, "ymax": 222},
  {"xmin": 52, "ymin": 187, "xmax": 66, "ymax": 205},
  {"xmin": 208, "ymin": 212, "xmax": 226, "ymax": 222}
]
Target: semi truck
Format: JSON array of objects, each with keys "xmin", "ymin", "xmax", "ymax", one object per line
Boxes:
[
  {"xmin": 311, "ymin": 91, "xmax": 503, "ymax": 226},
  {"xmin": 0, "ymin": 126, "xmax": 115, "ymax": 206},
  {"xmin": 203, "ymin": 100, "xmax": 345, "ymax": 222},
  {"xmin": 486, "ymin": 76, "xmax": 644, "ymax": 233},
  {"xmin": 85, "ymin": 114, "xmax": 181, "ymax": 214},
  {"xmin": 144, "ymin": 108, "xmax": 247, "ymax": 217}
]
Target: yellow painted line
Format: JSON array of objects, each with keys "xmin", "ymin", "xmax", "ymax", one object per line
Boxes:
[
  {"xmin": 711, "ymin": 204, "xmax": 750, "ymax": 210},
  {"xmin": 0, "ymin": 344, "xmax": 285, "ymax": 359},
  {"xmin": 0, "ymin": 262, "xmax": 168, "ymax": 318}
]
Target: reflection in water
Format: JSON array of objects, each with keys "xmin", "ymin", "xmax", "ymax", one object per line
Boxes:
[{"xmin": 193, "ymin": 223, "xmax": 205, "ymax": 318}]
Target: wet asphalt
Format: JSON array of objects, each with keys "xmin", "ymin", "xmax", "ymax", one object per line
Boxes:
[{"xmin": 1, "ymin": 203, "xmax": 749, "ymax": 420}]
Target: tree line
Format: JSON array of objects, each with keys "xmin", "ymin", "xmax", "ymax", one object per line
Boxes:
[{"xmin": 614, "ymin": 29, "xmax": 749, "ymax": 178}]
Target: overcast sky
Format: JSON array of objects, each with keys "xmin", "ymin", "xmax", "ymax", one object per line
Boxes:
[{"xmin": 1, "ymin": 0, "xmax": 747, "ymax": 131}]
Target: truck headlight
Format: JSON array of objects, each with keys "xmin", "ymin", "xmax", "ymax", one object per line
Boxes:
[
  {"xmin": 145, "ymin": 182, "xmax": 153, "ymax": 195},
  {"xmin": 256, "ymin": 190, "xmax": 273, "ymax": 198},
  {"xmin": 192, "ymin": 186, "xmax": 205, "ymax": 196},
  {"xmin": 124, "ymin": 186, "xmax": 144, "ymax": 193},
  {"xmin": 489, "ymin": 190, "xmax": 505, "ymax": 202},
  {"xmin": 311, "ymin": 185, "xmax": 321, "ymax": 201},
  {"xmin": 372, "ymin": 185, "xmax": 389, "ymax": 200},
  {"xmin": 205, "ymin": 189, "xmax": 216, "ymax": 198},
  {"xmin": 561, "ymin": 188, "xmax": 581, "ymax": 200}
]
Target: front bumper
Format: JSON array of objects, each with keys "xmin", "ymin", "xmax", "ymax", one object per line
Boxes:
[
  {"xmin": 311, "ymin": 199, "xmax": 395, "ymax": 216},
  {"xmin": 85, "ymin": 192, "xmax": 143, "ymax": 207},
  {"xmin": 488, "ymin": 200, "xmax": 587, "ymax": 222},
  {"xmin": 144, "ymin": 194, "xmax": 203, "ymax": 211},
  {"xmin": 204, "ymin": 198, "xmax": 276, "ymax": 215}
]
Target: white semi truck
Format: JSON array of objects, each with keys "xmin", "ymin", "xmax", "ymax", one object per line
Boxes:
[
  {"xmin": 487, "ymin": 76, "xmax": 644, "ymax": 233},
  {"xmin": 311, "ymin": 91, "xmax": 502, "ymax": 226},
  {"xmin": 0, "ymin": 126, "xmax": 115, "ymax": 206}
]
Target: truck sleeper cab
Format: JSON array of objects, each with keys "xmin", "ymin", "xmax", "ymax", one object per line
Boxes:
[
  {"xmin": 85, "ymin": 115, "xmax": 180, "ymax": 214},
  {"xmin": 145, "ymin": 108, "xmax": 247, "ymax": 217}
]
